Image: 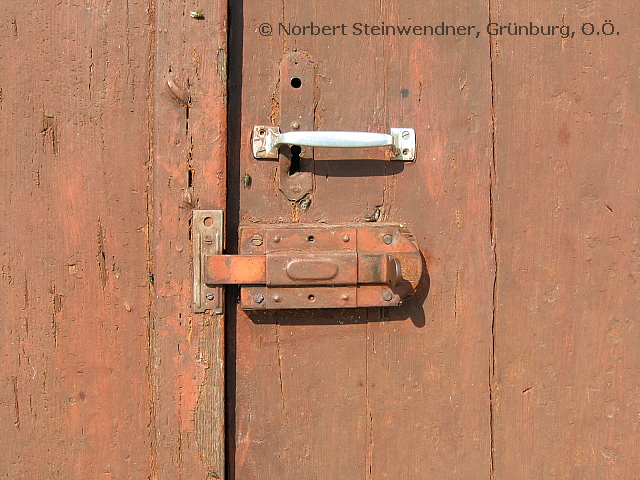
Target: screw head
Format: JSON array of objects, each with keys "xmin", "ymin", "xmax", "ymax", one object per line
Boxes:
[
  {"xmin": 383, "ymin": 234, "xmax": 393, "ymax": 245},
  {"xmin": 253, "ymin": 293, "xmax": 264, "ymax": 304},
  {"xmin": 273, "ymin": 235, "xmax": 281, "ymax": 243},
  {"xmin": 341, "ymin": 294, "xmax": 349, "ymax": 301},
  {"xmin": 402, "ymin": 130, "xmax": 410, "ymax": 140},
  {"xmin": 342, "ymin": 234, "xmax": 350, "ymax": 242},
  {"xmin": 273, "ymin": 295, "xmax": 282, "ymax": 303},
  {"xmin": 300, "ymin": 198, "xmax": 312, "ymax": 211},
  {"xmin": 250, "ymin": 234, "xmax": 264, "ymax": 246},
  {"xmin": 292, "ymin": 122, "xmax": 300, "ymax": 130},
  {"xmin": 381, "ymin": 290, "xmax": 393, "ymax": 302},
  {"xmin": 206, "ymin": 293, "xmax": 215, "ymax": 301}
]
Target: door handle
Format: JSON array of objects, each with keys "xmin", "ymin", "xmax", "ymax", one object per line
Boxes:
[{"xmin": 252, "ymin": 126, "xmax": 415, "ymax": 161}]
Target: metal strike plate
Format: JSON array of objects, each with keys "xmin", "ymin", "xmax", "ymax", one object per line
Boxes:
[
  {"xmin": 193, "ymin": 210, "xmax": 224, "ymax": 314},
  {"xmin": 192, "ymin": 211, "xmax": 423, "ymax": 311}
]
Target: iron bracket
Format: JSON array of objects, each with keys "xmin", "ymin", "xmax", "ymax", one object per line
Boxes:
[{"xmin": 193, "ymin": 210, "xmax": 224, "ymax": 314}]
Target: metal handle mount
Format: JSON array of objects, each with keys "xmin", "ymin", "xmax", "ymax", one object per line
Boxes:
[{"xmin": 252, "ymin": 126, "xmax": 416, "ymax": 161}]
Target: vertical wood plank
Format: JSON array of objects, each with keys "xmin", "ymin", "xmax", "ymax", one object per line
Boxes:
[
  {"xmin": 368, "ymin": 1, "xmax": 494, "ymax": 477},
  {"xmin": 0, "ymin": 0, "xmax": 153, "ymax": 477},
  {"xmin": 152, "ymin": 0, "xmax": 228, "ymax": 477},
  {"xmin": 493, "ymin": 2, "xmax": 640, "ymax": 478},
  {"xmin": 233, "ymin": 1, "xmax": 494, "ymax": 478}
]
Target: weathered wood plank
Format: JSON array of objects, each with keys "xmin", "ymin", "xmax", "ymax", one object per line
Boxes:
[
  {"xmin": 151, "ymin": 0, "xmax": 228, "ymax": 477},
  {"xmin": 0, "ymin": 0, "xmax": 153, "ymax": 477},
  {"xmin": 492, "ymin": 3, "xmax": 640, "ymax": 478},
  {"xmin": 233, "ymin": 1, "xmax": 494, "ymax": 478}
]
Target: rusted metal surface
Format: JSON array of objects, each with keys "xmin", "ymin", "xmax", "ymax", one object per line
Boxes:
[
  {"xmin": 278, "ymin": 52, "xmax": 315, "ymax": 201},
  {"xmin": 266, "ymin": 253, "xmax": 357, "ymax": 286},
  {"xmin": 194, "ymin": 210, "xmax": 225, "ymax": 313},
  {"xmin": 242, "ymin": 285, "xmax": 359, "ymax": 309},
  {"xmin": 199, "ymin": 222, "xmax": 423, "ymax": 310},
  {"xmin": 357, "ymin": 254, "xmax": 402, "ymax": 286},
  {"xmin": 265, "ymin": 226, "xmax": 357, "ymax": 253},
  {"xmin": 205, "ymin": 255, "xmax": 267, "ymax": 285}
]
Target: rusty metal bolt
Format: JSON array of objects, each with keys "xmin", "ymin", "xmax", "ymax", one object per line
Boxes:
[
  {"xmin": 300, "ymin": 198, "xmax": 312, "ymax": 211},
  {"xmin": 342, "ymin": 234, "xmax": 350, "ymax": 242},
  {"xmin": 273, "ymin": 235, "xmax": 281, "ymax": 243},
  {"xmin": 381, "ymin": 290, "xmax": 393, "ymax": 302},
  {"xmin": 167, "ymin": 76, "xmax": 191, "ymax": 105},
  {"xmin": 273, "ymin": 295, "xmax": 282, "ymax": 303},
  {"xmin": 292, "ymin": 122, "xmax": 300, "ymax": 130},
  {"xmin": 242, "ymin": 174, "xmax": 252, "ymax": 189},
  {"xmin": 250, "ymin": 234, "xmax": 263, "ymax": 246},
  {"xmin": 341, "ymin": 294, "xmax": 349, "ymax": 301},
  {"xmin": 383, "ymin": 234, "xmax": 393, "ymax": 245},
  {"xmin": 206, "ymin": 293, "xmax": 215, "ymax": 301},
  {"xmin": 253, "ymin": 293, "xmax": 264, "ymax": 304}
]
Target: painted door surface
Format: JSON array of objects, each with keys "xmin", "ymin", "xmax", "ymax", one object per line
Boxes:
[
  {"xmin": 1, "ymin": 0, "xmax": 639, "ymax": 480},
  {"xmin": 0, "ymin": 0, "xmax": 228, "ymax": 478},
  {"xmin": 229, "ymin": 1, "xmax": 493, "ymax": 478},
  {"xmin": 229, "ymin": 1, "xmax": 640, "ymax": 479}
]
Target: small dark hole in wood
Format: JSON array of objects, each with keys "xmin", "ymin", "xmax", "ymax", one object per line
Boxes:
[{"xmin": 290, "ymin": 77, "xmax": 302, "ymax": 88}]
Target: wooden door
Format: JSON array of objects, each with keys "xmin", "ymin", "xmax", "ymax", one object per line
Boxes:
[
  {"xmin": 0, "ymin": 0, "xmax": 228, "ymax": 478},
  {"xmin": 229, "ymin": 1, "xmax": 640, "ymax": 479},
  {"xmin": 229, "ymin": 2, "xmax": 494, "ymax": 479},
  {"xmin": 2, "ymin": 0, "xmax": 639, "ymax": 479}
]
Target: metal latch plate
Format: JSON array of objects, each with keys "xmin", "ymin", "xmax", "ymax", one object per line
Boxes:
[
  {"xmin": 193, "ymin": 211, "xmax": 423, "ymax": 311},
  {"xmin": 193, "ymin": 210, "xmax": 224, "ymax": 314}
]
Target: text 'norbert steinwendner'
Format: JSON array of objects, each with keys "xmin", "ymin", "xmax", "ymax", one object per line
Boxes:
[{"xmin": 257, "ymin": 21, "xmax": 621, "ymax": 39}]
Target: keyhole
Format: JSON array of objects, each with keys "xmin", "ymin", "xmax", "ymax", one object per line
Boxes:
[{"xmin": 289, "ymin": 145, "xmax": 302, "ymax": 175}]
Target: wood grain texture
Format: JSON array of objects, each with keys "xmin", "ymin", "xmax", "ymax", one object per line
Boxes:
[
  {"xmin": 152, "ymin": 0, "xmax": 228, "ymax": 477},
  {"xmin": 492, "ymin": 2, "xmax": 640, "ymax": 478},
  {"xmin": 0, "ymin": 0, "xmax": 153, "ymax": 477},
  {"xmin": 0, "ymin": 0, "xmax": 228, "ymax": 477},
  {"xmin": 233, "ymin": 0, "xmax": 494, "ymax": 478}
]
